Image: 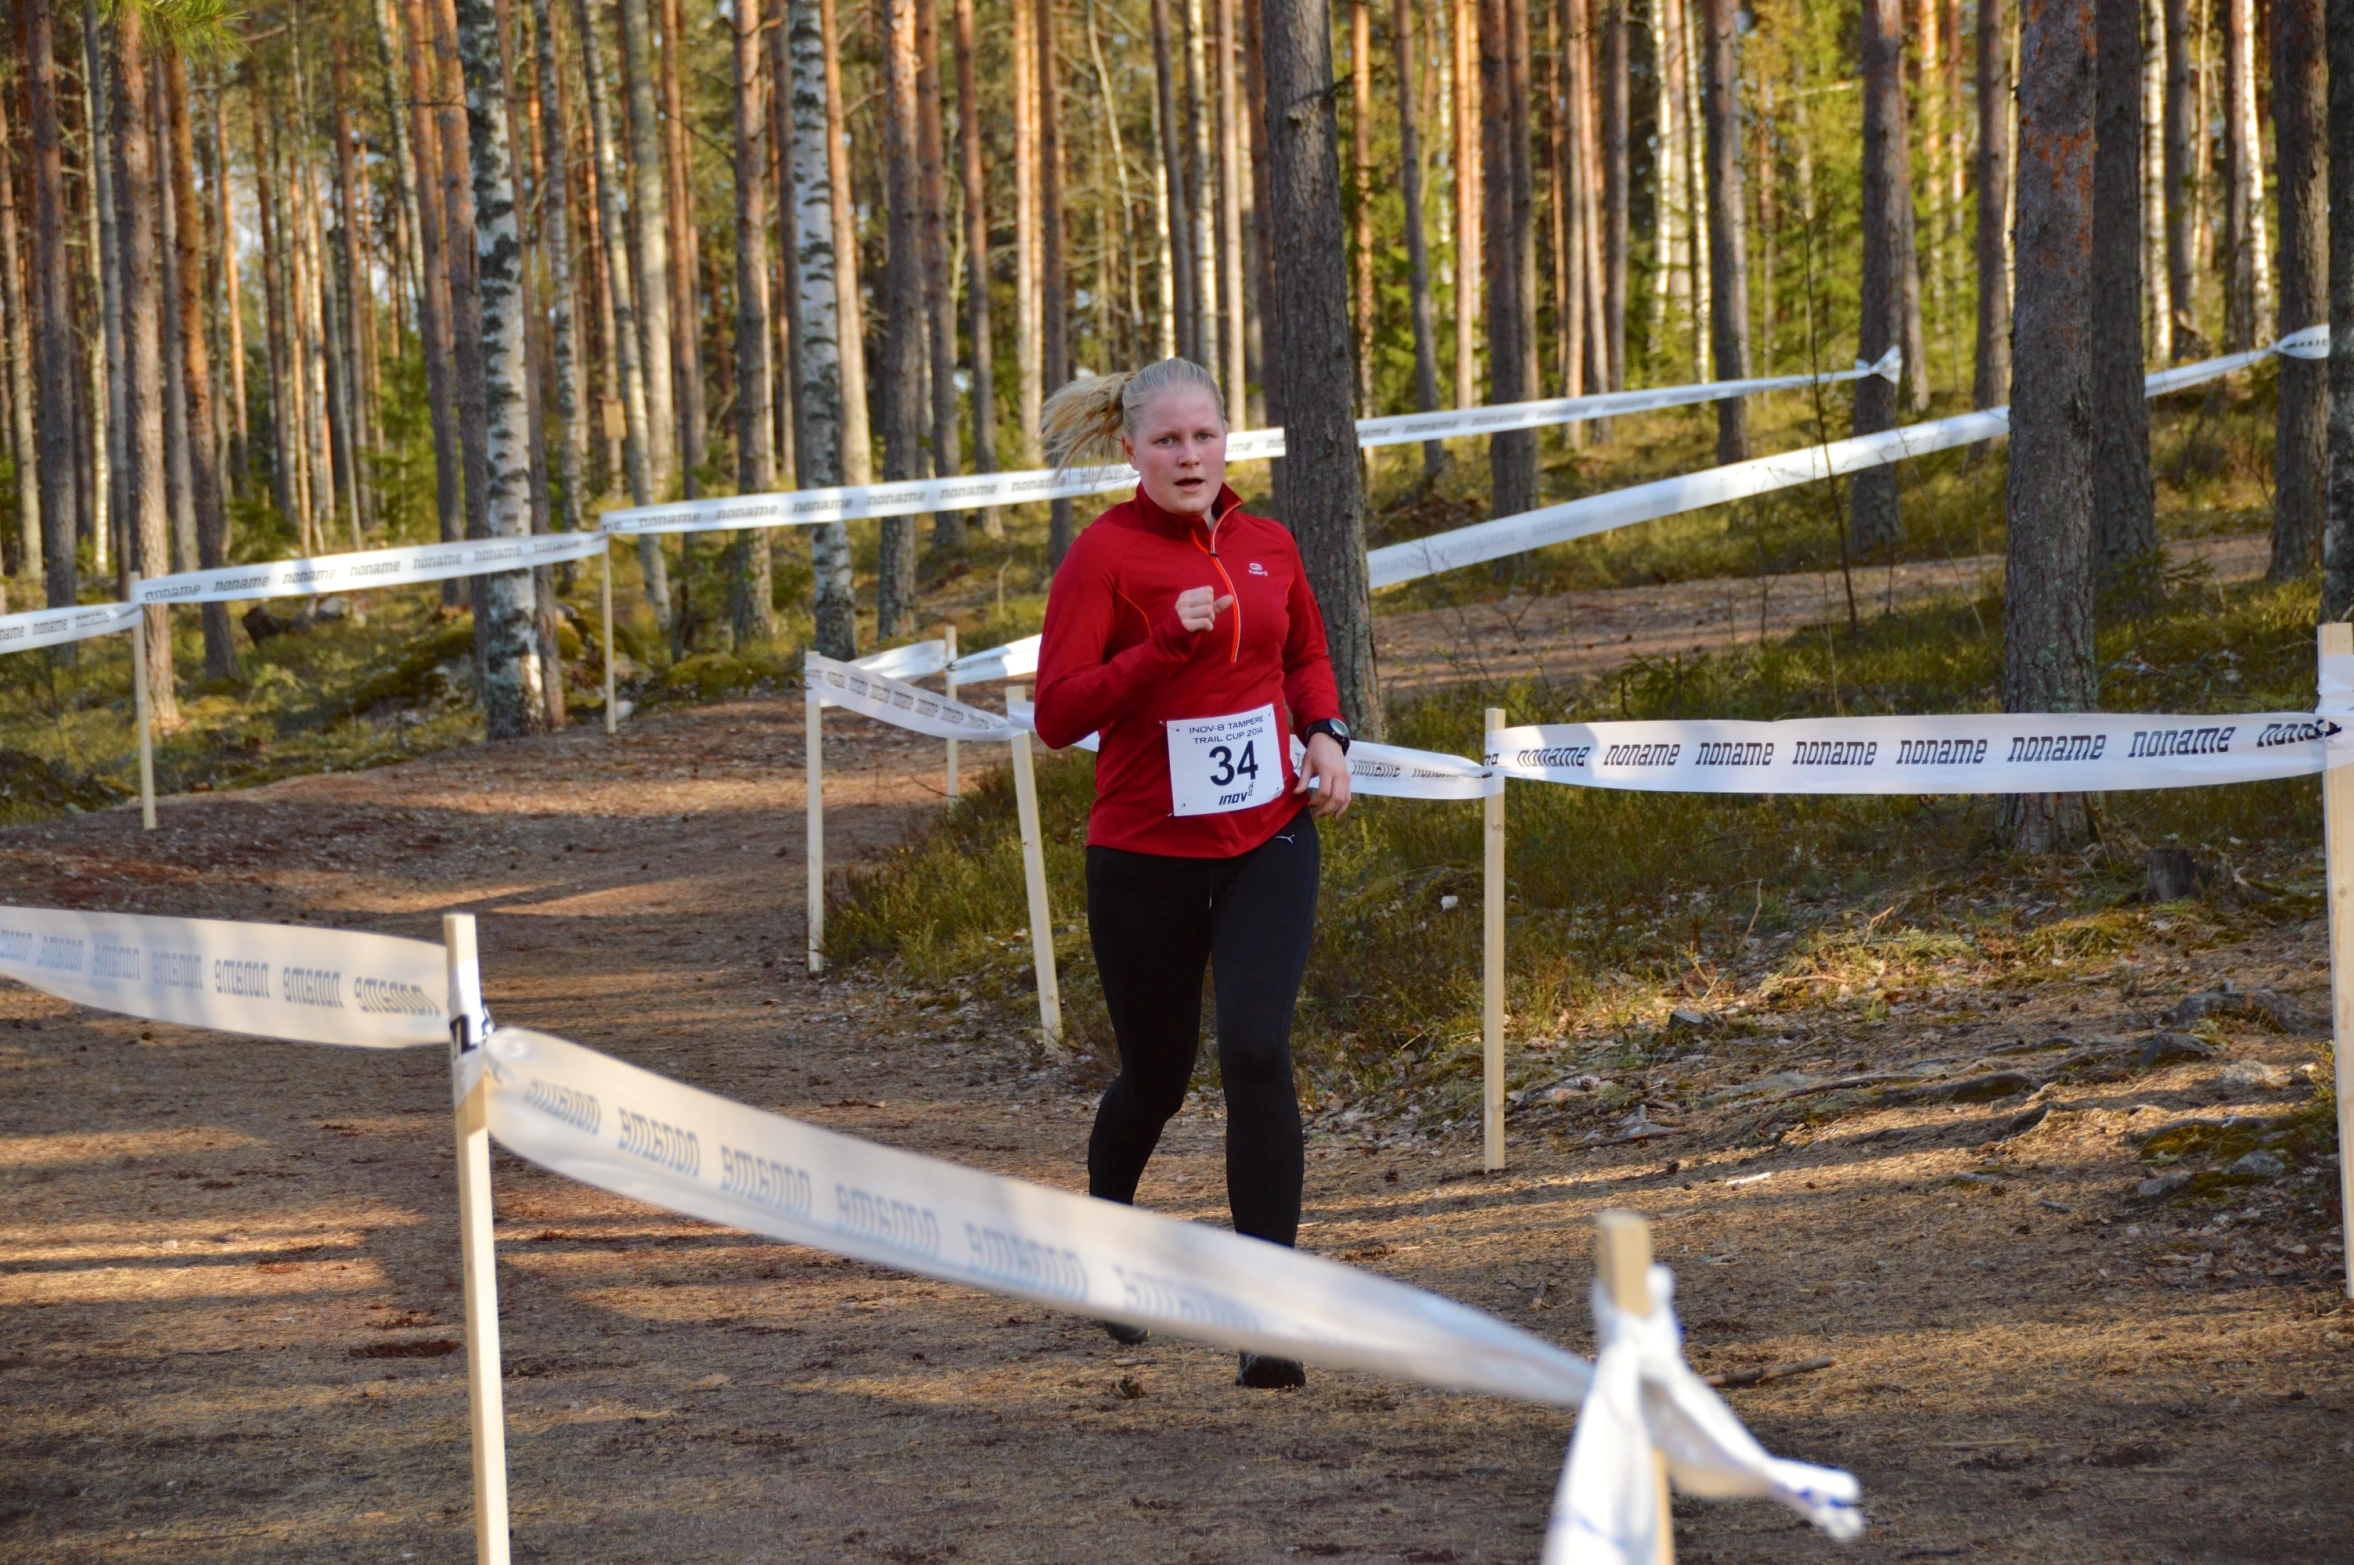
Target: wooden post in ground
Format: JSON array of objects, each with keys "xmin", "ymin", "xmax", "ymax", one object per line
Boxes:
[
  {"xmin": 2319, "ymin": 623, "xmax": 2354, "ymax": 1298},
  {"xmin": 943, "ymin": 622, "xmax": 960, "ymax": 798},
  {"xmin": 806, "ymin": 681, "xmax": 825, "ymax": 975},
  {"xmin": 601, "ymin": 539, "xmax": 617, "ymax": 736},
  {"xmin": 1006, "ymin": 684, "xmax": 1063, "ymax": 1048},
  {"xmin": 443, "ymin": 912, "xmax": 511, "ymax": 1565},
  {"xmin": 130, "ymin": 574, "xmax": 156, "ymax": 831},
  {"xmin": 1595, "ymin": 1210, "xmax": 1674, "ymax": 1565},
  {"xmin": 1484, "ymin": 706, "xmax": 1507, "ymax": 1171}
]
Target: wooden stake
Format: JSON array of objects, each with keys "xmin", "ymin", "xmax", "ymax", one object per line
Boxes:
[
  {"xmin": 806, "ymin": 681, "xmax": 825, "ymax": 975},
  {"xmin": 943, "ymin": 622, "xmax": 960, "ymax": 798},
  {"xmin": 1483, "ymin": 706, "xmax": 1506, "ymax": 1171},
  {"xmin": 1595, "ymin": 1209, "xmax": 1674, "ymax": 1565},
  {"xmin": 1007, "ymin": 684, "xmax": 1063, "ymax": 1048},
  {"xmin": 131, "ymin": 574, "xmax": 156, "ymax": 832},
  {"xmin": 2320, "ymin": 623, "xmax": 2354, "ymax": 1298},
  {"xmin": 443, "ymin": 913, "xmax": 511, "ymax": 1565},
  {"xmin": 601, "ymin": 538, "xmax": 617, "ymax": 736}
]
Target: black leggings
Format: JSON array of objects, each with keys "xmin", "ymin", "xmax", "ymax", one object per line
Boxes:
[{"xmin": 1084, "ymin": 810, "xmax": 1320, "ymax": 1247}]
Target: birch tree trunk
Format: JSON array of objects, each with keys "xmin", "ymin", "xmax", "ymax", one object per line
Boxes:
[
  {"xmin": 916, "ymin": 0, "xmax": 961, "ymax": 550},
  {"xmin": 820, "ymin": 0, "xmax": 873, "ymax": 486},
  {"xmin": 731, "ymin": 0, "xmax": 778, "ymax": 644},
  {"xmin": 1699, "ymin": 0, "xmax": 1747, "ymax": 462},
  {"xmin": 2270, "ymin": 0, "xmax": 2326, "ymax": 581},
  {"xmin": 879, "ymin": 0, "xmax": 924, "ymax": 637},
  {"xmin": 2161, "ymin": 0, "xmax": 2193, "ymax": 355},
  {"xmin": 165, "ymin": 57, "xmax": 232, "ymax": 680},
  {"xmin": 1393, "ymin": 0, "xmax": 1444, "ymax": 477},
  {"xmin": 2322, "ymin": 0, "xmax": 2354, "ymax": 618},
  {"xmin": 0, "ymin": 74, "xmax": 39, "ymax": 586},
  {"xmin": 455, "ymin": 0, "xmax": 549, "ymax": 739},
  {"xmin": 111, "ymin": 7, "xmax": 178, "ymax": 727},
  {"xmin": 2003, "ymin": 0, "xmax": 2098, "ymax": 854},
  {"xmin": 570, "ymin": 0, "xmax": 670, "ymax": 627},
  {"xmin": 953, "ymin": 0, "xmax": 1002, "ymax": 537},
  {"xmin": 1974, "ymin": 0, "xmax": 2012, "ymax": 411},
  {"xmin": 429, "ymin": 0, "xmax": 496, "ymax": 609},
  {"xmin": 22, "ymin": 0, "xmax": 77, "ymax": 612},
  {"xmin": 1151, "ymin": 0, "xmax": 1196, "ymax": 361},
  {"xmin": 1849, "ymin": 0, "xmax": 1904, "ymax": 554},
  {"xmin": 2093, "ymin": 0, "xmax": 2156, "ymax": 592},
  {"xmin": 791, "ymin": 0, "xmax": 859, "ymax": 657},
  {"xmin": 1262, "ymin": 0, "xmax": 1381, "ymax": 738}
]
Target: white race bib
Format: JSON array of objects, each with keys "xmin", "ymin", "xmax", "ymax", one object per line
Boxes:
[{"xmin": 1166, "ymin": 704, "xmax": 1287, "ymax": 816}]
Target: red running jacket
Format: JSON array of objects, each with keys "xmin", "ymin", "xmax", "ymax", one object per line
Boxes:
[{"xmin": 1032, "ymin": 484, "xmax": 1346, "ymax": 858}]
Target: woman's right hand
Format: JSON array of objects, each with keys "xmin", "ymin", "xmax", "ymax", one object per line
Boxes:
[{"xmin": 1174, "ymin": 585, "xmax": 1234, "ymax": 634}]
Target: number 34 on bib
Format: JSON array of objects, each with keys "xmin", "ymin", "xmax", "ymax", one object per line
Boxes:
[{"xmin": 1166, "ymin": 704, "xmax": 1288, "ymax": 817}]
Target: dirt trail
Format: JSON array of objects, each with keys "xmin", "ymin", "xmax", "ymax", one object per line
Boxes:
[
  {"xmin": 1, "ymin": 584, "xmax": 2350, "ymax": 1563},
  {"xmin": 1374, "ymin": 533, "xmax": 2272, "ymax": 695}
]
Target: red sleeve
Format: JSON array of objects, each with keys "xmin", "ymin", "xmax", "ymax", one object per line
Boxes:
[
  {"xmin": 1281, "ymin": 535, "xmax": 1346, "ymax": 729},
  {"xmin": 1032, "ymin": 526, "xmax": 1208, "ymax": 749}
]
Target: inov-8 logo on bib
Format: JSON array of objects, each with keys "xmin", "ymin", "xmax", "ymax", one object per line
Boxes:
[{"xmin": 1167, "ymin": 704, "xmax": 1286, "ymax": 817}]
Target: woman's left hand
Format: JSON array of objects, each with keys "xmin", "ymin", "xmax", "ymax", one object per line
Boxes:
[{"xmin": 1295, "ymin": 733, "xmax": 1352, "ymax": 819}]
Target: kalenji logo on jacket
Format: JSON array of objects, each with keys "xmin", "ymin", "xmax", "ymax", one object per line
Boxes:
[{"xmin": 1248, "ymin": 561, "xmax": 1269, "ymax": 575}]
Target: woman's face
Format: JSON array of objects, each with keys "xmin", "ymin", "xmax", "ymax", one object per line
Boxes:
[{"xmin": 1121, "ymin": 384, "xmax": 1227, "ymax": 518}]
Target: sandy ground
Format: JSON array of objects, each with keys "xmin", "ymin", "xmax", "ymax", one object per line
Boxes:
[
  {"xmin": 1, "ymin": 542, "xmax": 2350, "ymax": 1563},
  {"xmin": 1374, "ymin": 533, "xmax": 2274, "ymax": 694}
]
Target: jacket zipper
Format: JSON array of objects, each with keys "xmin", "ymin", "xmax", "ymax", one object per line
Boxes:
[{"xmin": 1191, "ymin": 506, "xmax": 1242, "ymax": 664}]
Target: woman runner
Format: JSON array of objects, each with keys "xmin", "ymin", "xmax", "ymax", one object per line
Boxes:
[{"xmin": 1031, "ymin": 359, "xmax": 1354, "ymax": 1390}]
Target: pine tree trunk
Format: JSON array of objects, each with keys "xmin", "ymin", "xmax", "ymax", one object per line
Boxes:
[
  {"xmin": 1039, "ymin": 0, "xmax": 1074, "ymax": 565},
  {"xmin": 165, "ymin": 57, "xmax": 232, "ymax": 679},
  {"xmin": 454, "ymin": 0, "xmax": 549, "ymax": 739},
  {"xmin": 570, "ymin": 0, "xmax": 668, "ymax": 625},
  {"xmin": 1479, "ymin": 0, "xmax": 1536, "ymax": 517},
  {"xmin": 916, "ymin": 0, "xmax": 960, "ymax": 551},
  {"xmin": 0, "ymin": 73, "xmax": 40, "ymax": 587},
  {"xmin": 617, "ymin": 0, "xmax": 677, "ymax": 491},
  {"xmin": 1351, "ymin": 0, "xmax": 1373, "ymax": 419},
  {"xmin": 430, "ymin": 0, "xmax": 497, "ymax": 612},
  {"xmin": 406, "ymin": 0, "xmax": 462, "ymax": 608},
  {"xmin": 85, "ymin": 1, "xmax": 125, "ymax": 590},
  {"xmin": 1184, "ymin": 0, "xmax": 1214, "ymax": 368},
  {"xmin": 534, "ymin": 0, "xmax": 586, "ymax": 538},
  {"xmin": 1850, "ymin": 0, "xmax": 1904, "ymax": 554},
  {"xmin": 1216, "ymin": 0, "xmax": 1248, "ymax": 407},
  {"xmin": 2220, "ymin": 0, "xmax": 2259, "ymax": 349},
  {"xmin": 952, "ymin": 0, "xmax": 1000, "ymax": 537},
  {"xmin": 731, "ymin": 0, "xmax": 778, "ymax": 644},
  {"xmin": 2271, "ymin": 0, "xmax": 2326, "ymax": 582},
  {"xmin": 2322, "ymin": 0, "xmax": 2354, "ymax": 619},
  {"xmin": 878, "ymin": 0, "xmax": 924, "ymax": 637},
  {"xmin": 659, "ymin": 0, "xmax": 703, "ymax": 496},
  {"xmin": 255, "ymin": 117, "xmax": 297, "ymax": 546},
  {"xmin": 1262, "ymin": 0, "xmax": 1381, "ymax": 738},
  {"xmin": 112, "ymin": 8, "xmax": 178, "ymax": 726},
  {"xmin": 153, "ymin": 47, "xmax": 193, "ymax": 573},
  {"xmin": 1011, "ymin": 0, "xmax": 1041, "ymax": 458},
  {"xmin": 22, "ymin": 0, "xmax": 77, "ymax": 612},
  {"xmin": 820, "ymin": 0, "xmax": 872, "ymax": 487},
  {"xmin": 1973, "ymin": 0, "xmax": 2012, "ymax": 411},
  {"xmin": 2093, "ymin": 0, "xmax": 2156, "ymax": 591},
  {"xmin": 374, "ymin": 0, "xmax": 427, "ymax": 333},
  {"xmin": 2002, "ymin": 0, "xmax": 2098, "ymax": 854},
  {"xmin": 1452, "ymin": 0, "xmax": 1479, "ymax": 410},
  {"xmin": 1150, "ymin": 0, "xmax": 1196, "ymax": 363},
  {"xmin": 2158, "ymin": 0, "xmax": 2192, "ymax": 355},
  {"xmin": 211, "ymin": 97, "xmax": 249, "ymax": 493},
  {"xmin": 1699, "ymin": 0, "xmax": 1747, "ymax": 462},
  {"xmin": 790, "ymin": 0, "xmax": 859, "ymax": 657},
  {"xmin": 1394, "ymin": 0, "xmax": 1444, "ymax": 476},
  {"xmin": 1600, "ymin": 0, "xmax": 1627, "ymax": 396}
]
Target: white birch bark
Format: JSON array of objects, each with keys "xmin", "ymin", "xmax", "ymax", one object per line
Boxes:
[{"xmin": 790, "ymin": 0, "xmax": 859, "ymax": 659}]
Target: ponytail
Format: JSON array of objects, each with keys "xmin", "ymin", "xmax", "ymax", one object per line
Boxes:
[{"xmin": 1037, "ymin": 357, "xmax": 1226, "ymax": 472}]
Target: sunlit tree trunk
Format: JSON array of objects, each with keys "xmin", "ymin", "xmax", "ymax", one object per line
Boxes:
[
  {"xmin": 111, "ymin": 7, "xmax": 179, "ymax": 725},
  {"xmin": 0, "ymin": 73, "xmax": 39, "ymax": 588},
  {"xmin": 210, "ymin": 96, "xmax": 248, "ymax": 494},
  {"xmin": 1850, "ymin": 0, "xmax": 1904, "ymax": 554},
  {"xmin": 2093, "ymin": 0, "xmax": 2156, "ymax": 592},
  {"xmin": 1011, "ymin": 0, "xmax": 1041, "ymax": 457},
  {"xmin": 2220, "ymin": 0, "xmax": 2261, "ymax": 349},
  {"xmin": 1973, "ymin": 0, "xmax": 2012, "ymax": 413},
  {"xmin": 1150, "ymin": 0, "xmax": 1196, "ymax": 362},
  {"xmin": 731, "ymin": 0, "xmax": 778, "ymax": 644},
  {"xmin": 405, "ymin": 0, "xmax": 467, "ymax": 604},
  {"xmin": 165, "ymin": 57, "xmax": 232, "ymax": 680},
  {"xmin": 820, "ymin": 0, "xmax": 872, "ymax": 487},
  {"xmin": 1216, "ymin": 0, "xmax": 1247, "ymax": 406},
  {"xmin": 2270, "ymin": 0, "xmax": 2326, "ymax": 581},
  {"xmin": 659, "ymin": 0, "xmax": 703, "ymax": 498},
  {"xmin": 1262, "ymin": 0, "xmax": 1380, "ymax": 737},
  {"xmin": 953, "ymin": 0, "xmax": 1002, "ymax": 537},
  {"xmin": 916, "ymin": 0, "xmax": 960, "ymax": 551},
  {"xmin": 455, "ymin": 0, "xmax": 549, "ymax": 738},
  {"xmin": 2003, "ymin": 0, "xmax": 2098, "ymax": 854},
  {"xmin": 790, "ymin": 0, "xmax": 859, "ymax": 657},
  {"xmin": 1451, "ymin": 0, "xmax": 1479, "ymax": 408},
  {"xmin": 617, "ymin": 0, "xmax": 677, "ymax": 491},
  {"xmin": 1600, "ymin": 0, "xmax": 1626, "ymax": 397},
  {"xmin": 1350, "ymin": 0, "xmax": 1373, "ymax": 422},
  {"xmin": 534, "ymin": 0, "xmax": 585, "ymax": 540},
  {"xmin": 1699, "ymin": 0, "xmax": 1747, "ymax": 461},
  {"xmin": 84, "ymin": 2, "xmax": 124, "ymax": 587},
  {"xmin": 1393, "ymin": 0, "xmax": 1443, "ymax": 477},
  {"xmin": 1039, "ymin": 0, "xmax": 1073, "ymax": 564}
]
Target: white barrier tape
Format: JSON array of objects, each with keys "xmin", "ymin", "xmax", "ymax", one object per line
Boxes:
[
  {"xmin": 0, "ymin": 600, "xmax": 142, "ymax": 653},
  {"xmin": 853, "ymin": 639, "xmax": 952, "ymax": 682},
  {"xmin": 1366, "ymin": 331, "xmax": 2320, "ymax": 589},
  {"xmin": 998, "ymin": 698, "xmax": 1496, "ymax": 799},
  {"xmin": 465, "ymin": 1024, "xmax": 1598, "ymax": 1403},
  {"xmin": 1488, "ymin": 710, "xmax": 2335, "ymax": 795},
  {"xmin": 1003, "ymin": 695, "xmax": 1099, "ymax": 751},
  {"xmin": 951, "ymin": 634, "xmax": 1042, "ymax": 684},
  {"xmin": 599, "ymin": 356, "xmax": 1903, "ymax": 536},
  {"xmin": 132, "ymin": 531, "xmax": 609, "ymax": 605},
  {"xmin": 0, "ymin": 904, "xmax": 448, "ymax": 1048},
  {"xmin": 1543, "ymin": 1271, "xmax": 1862, "ymax": 1565},
  {"xmin": 807, "ymin": 652, "xmax": 1018, "ymax": 740}
]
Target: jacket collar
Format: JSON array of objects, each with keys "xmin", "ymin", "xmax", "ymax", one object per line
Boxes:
[{"xmin": 1132, "ymin": 483, "xmax": 1243, "ymax": 537}]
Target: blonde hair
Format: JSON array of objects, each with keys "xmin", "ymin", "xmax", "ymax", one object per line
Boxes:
[{"xmin": 1036, "ymin": 358, "xmax": 1226, "ymax": 472}]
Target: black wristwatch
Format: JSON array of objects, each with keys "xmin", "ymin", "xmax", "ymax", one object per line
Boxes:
[{"xmin": 1302, "ymin": 718, "xmax": 1352, "ymax": 755}]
